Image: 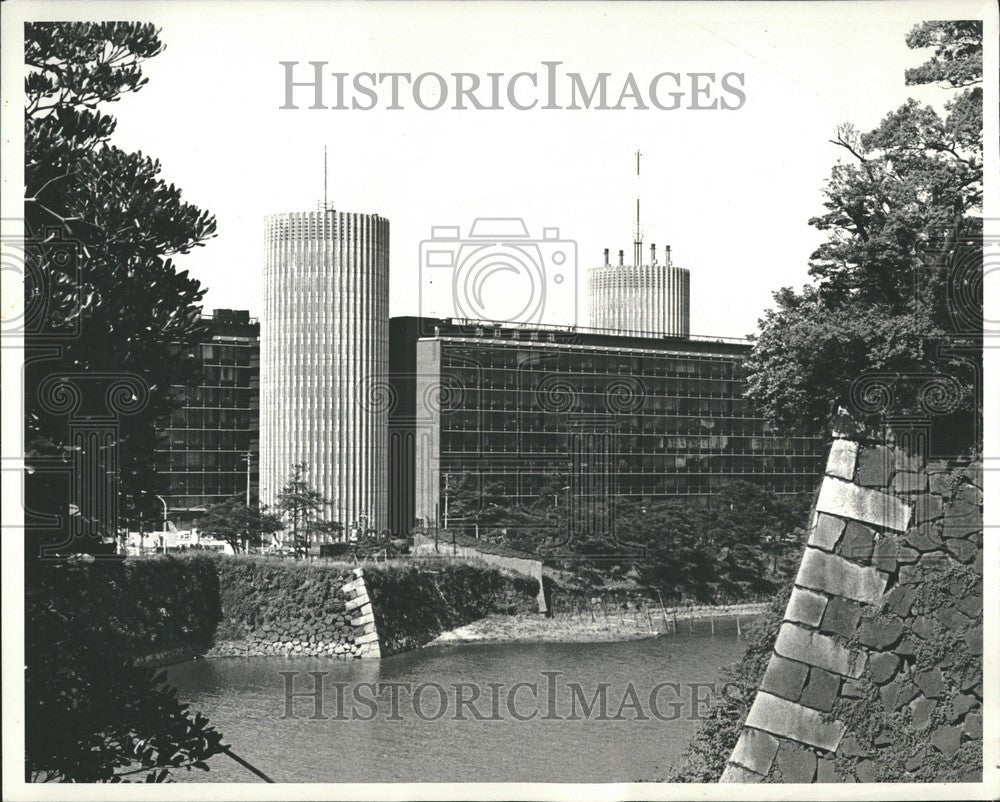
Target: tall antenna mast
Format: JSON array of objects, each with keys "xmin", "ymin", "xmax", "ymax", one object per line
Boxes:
[
  {"xmin": 633, "ymin": 149, "xmax": 643, "ymax": 267},
  {"xmin": 323, "ymin": 145, "xmax": 328, "ymax": 210}
]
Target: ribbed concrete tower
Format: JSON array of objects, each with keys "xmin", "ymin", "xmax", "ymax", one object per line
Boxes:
[
  {"xmin": 588, "ymin": 245, "xmax": 691, "ymax": 337},
  {"xmin": 261, "ymin": 207, "xmax": 390, "ymax": 533},
  {"xmin": 588, "ymin": 151, "xmax": 691, "ymax": 337}
]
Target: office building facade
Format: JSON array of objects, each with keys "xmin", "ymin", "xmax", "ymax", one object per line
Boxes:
[
  {"xmin": 153, "ymin": 309, "xmax": 259, "ymax": 529},
  {"xmin": 388, "ymin": 317, "xmax": 826, "ymax": 538},
  {"xmin": 260, "ymin": 207, "xmax": 390, "ymax": 535}
]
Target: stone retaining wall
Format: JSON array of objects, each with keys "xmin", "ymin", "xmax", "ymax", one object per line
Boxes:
[
  {"xmin": 205, "ymin": 567, "xmax": 382, "ymax": 660},
  {"xmin": 720, "ymin": 437, "xmax": 983, "ymax": 783}
]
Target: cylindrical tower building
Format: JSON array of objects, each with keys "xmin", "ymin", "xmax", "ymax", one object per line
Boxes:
[
  {"xmin": 588, "ymin": 244, "xmax": 690, "ymax": 337},
  {"xmin": 261, "ymin": 207, "xmax": 390, "ymax": 535}
]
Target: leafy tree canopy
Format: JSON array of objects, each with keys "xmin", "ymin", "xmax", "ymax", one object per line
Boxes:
[
  {"xmin": 745, "ymin": 20, "xmax": 982, "ymax": 449},
  {"xmin": 24, "ymin": 22, "xmax": 216, "ymax": 551},
  {"xmin": 197, "ymin": 495, "xmax": 283, "ymax": 553}
]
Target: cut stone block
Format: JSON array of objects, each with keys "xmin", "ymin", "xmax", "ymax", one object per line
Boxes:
[
  {"xmin": 826, "ymin": 440, "xmax": 858, "ymax": 480},
  {"xmin": 914, "ymin": 494, "xmax": 943, "ymax": 524},
  {"xmin": 858, "ymin": 614, "xmax": 904, "ymax": 650},
  {"xmin": 761, "ymin": 654, "xmax": 809, "ymax": 702},
  {"xmin": 869, "ymin": 652, "xmax": 900, "ymax": 685},
  {"xmin": 786, "ymin": 587, "xmax": 829, "ymax": 627},
  {"xmin": 820, "ymin": 596, "xmax": 862, "ymax": 638},
  {"xmin": 892, "ymin": 471, "xmax": 928, "ymax": 493},
  {"xmin": 838, "ymin": 521, "xmax": 875, "ymax": 563},
  {"xmin": 816, "ymin": 476, "xmax": 912, "ymax": 532},
  {"xmin": 796, "ymin": 547, "xmax": 888, "ymax": 604},
  {"xmin": 945, "ymin": 538, "xmax": 978, "ymax": 563},
  {"xmin": 775, "ymin": 742, "xmax": 818, "ymax": 782},
  {"xmin": 340, "ymin": 577, "xmax": 366, "ymax": 595},
  {"xmin": 719, "ymin": 763, "xmax": 764, "ymax": 783},
  {"xmin": 871, "ymin": 535, "xmax": 900, "ymax": 572},
  {"xmin": 344, "ymin": 594, "xmax": 370, "ymax": 612},
  {"xmin": 930, "ymin": 725, "xmax": 962, "ymax": 757},
  {"xmin": 799, "ymin": 668, "xmax": 841, "ymax": 713},
  {"xmin": 855, "ymin": 760, "xmax": 877, "ymax": 782},
  {"xmin": 775, "ymin": 622, "xmax": 866, "ymax": 678},
  {"xmin": 856, "ymin": 445, "xmax": 892, "ymax": 487},
  {"xmin": 744, "ymin": 691, "xmax": 846, "ymax": 752},
  {"xmin": 950, "ymin": 693, "xmax": 976, "ymax": 721},
  {"xmin": 905, "ymin": 522, "xmax": 944, "ymax": 552},
  {"xmin": 815, "ymin": 758, "xmax": 841, "ymax": 783},
  {"xmin": 936, "ymin": 604, "xmax": 970, "ymax": 630},
  {"xmin": 884, "ymin": 585, "xmax": 916, "ymax": 618},
  {"xmin": 730, "ymin": 728, "xmax": 780, "ymax": 776},
  {"xmin": 809, "ymin": 514, "xmax": 847, "ymax": 551},
  {"xmin": 915, "ymin": 668, "xmax": 944, "ymax": 699},
  {"xmin": 941, "ymin": 500, "xmax": 981, "ymax": 538}
]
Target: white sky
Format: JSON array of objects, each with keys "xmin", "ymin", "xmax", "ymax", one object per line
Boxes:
[{"xmin": 53, "ymin": 1, "xmax": 992, "ymax": 336}]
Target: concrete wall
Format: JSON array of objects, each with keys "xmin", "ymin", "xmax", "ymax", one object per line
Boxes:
[{"xmin": 720, "ymin": 438, "xmax": 983, "ymax": 783}]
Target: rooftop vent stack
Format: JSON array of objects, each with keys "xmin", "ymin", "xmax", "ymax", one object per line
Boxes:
[
  {"xmin": 650, "ymin": 243, "xmax": 657, "ymax": 265},
  {"xmin": 603, "ymin": 248, "xmax": 610, "ymax": 267},
  {"xmin": 618, "ymin": 249, "xmax": 624, "ymax": 267}
]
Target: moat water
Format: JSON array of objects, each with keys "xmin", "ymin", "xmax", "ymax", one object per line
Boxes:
[{"xmin": 168, "ymin": 619, "xmax": 750, "ymax": 783}]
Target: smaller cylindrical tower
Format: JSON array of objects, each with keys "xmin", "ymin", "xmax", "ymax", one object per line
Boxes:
[{"xmin": 588, "ymin": 247, "xmax": 690, "ymax": 338}]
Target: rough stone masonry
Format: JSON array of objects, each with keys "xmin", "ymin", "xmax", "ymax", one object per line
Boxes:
[{"xmin": 720, "ymin": 437, "xmax": 983, "ymax": 783}]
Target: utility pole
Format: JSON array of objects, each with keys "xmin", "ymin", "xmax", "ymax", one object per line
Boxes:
[
  {"xmin": 443, "ymin": 472, "xmax": 450, "ymax": 530},
  {"xmin": 244, "ymin": 451, "xmax": 252, "ymax": 507}
]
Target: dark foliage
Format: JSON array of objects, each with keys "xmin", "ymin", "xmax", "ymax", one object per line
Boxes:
[
  {"xmin": 24, "ymin": 22, "xmax": 216, "ymax": 552},
  {"xmin": 442, "ymin": 473, "xmax": 810, "ymax": 603},
  {"xmin": 25, "ymin": 557, "xmax": 225, "ymax": 781}
]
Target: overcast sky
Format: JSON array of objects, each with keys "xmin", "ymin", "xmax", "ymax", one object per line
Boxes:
[{"xmin": 91, "ymin": 0, "xmax": 985, "ymax": 337}]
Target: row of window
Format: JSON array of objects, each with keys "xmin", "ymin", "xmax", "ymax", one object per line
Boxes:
[
  {"xmin": 162, "ymin": 474, "xmax": 254, "ymax": 496},
  {"xmin": 157, "ymin": 452, "xmax": 255, "ymax": 469},
  {"xmin": 200, "ymin": 343, "xmax": 255, "ymax": 367},
  {"xmin": 168, "ymin": 408, "xmax": 254, "ymax": 428},
  {"xmin": 431, "ymin": 383, "xmax": 744, "ymax": 408},
  {"xmin": 158, "ymin": 430, "xmax": 254, "ymax": 450},
  {"xmin": 172, "ymin": 387, "xmax": 255, "ymax": 407},
  {"xmin": 442, "ymin": 348, "xmax": 745, "ymax": 379}
]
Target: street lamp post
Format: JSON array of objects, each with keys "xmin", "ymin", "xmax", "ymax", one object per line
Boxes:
[{"xmin": 154, "ymin": 495, "xmax": 168, "ymax": 553}]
